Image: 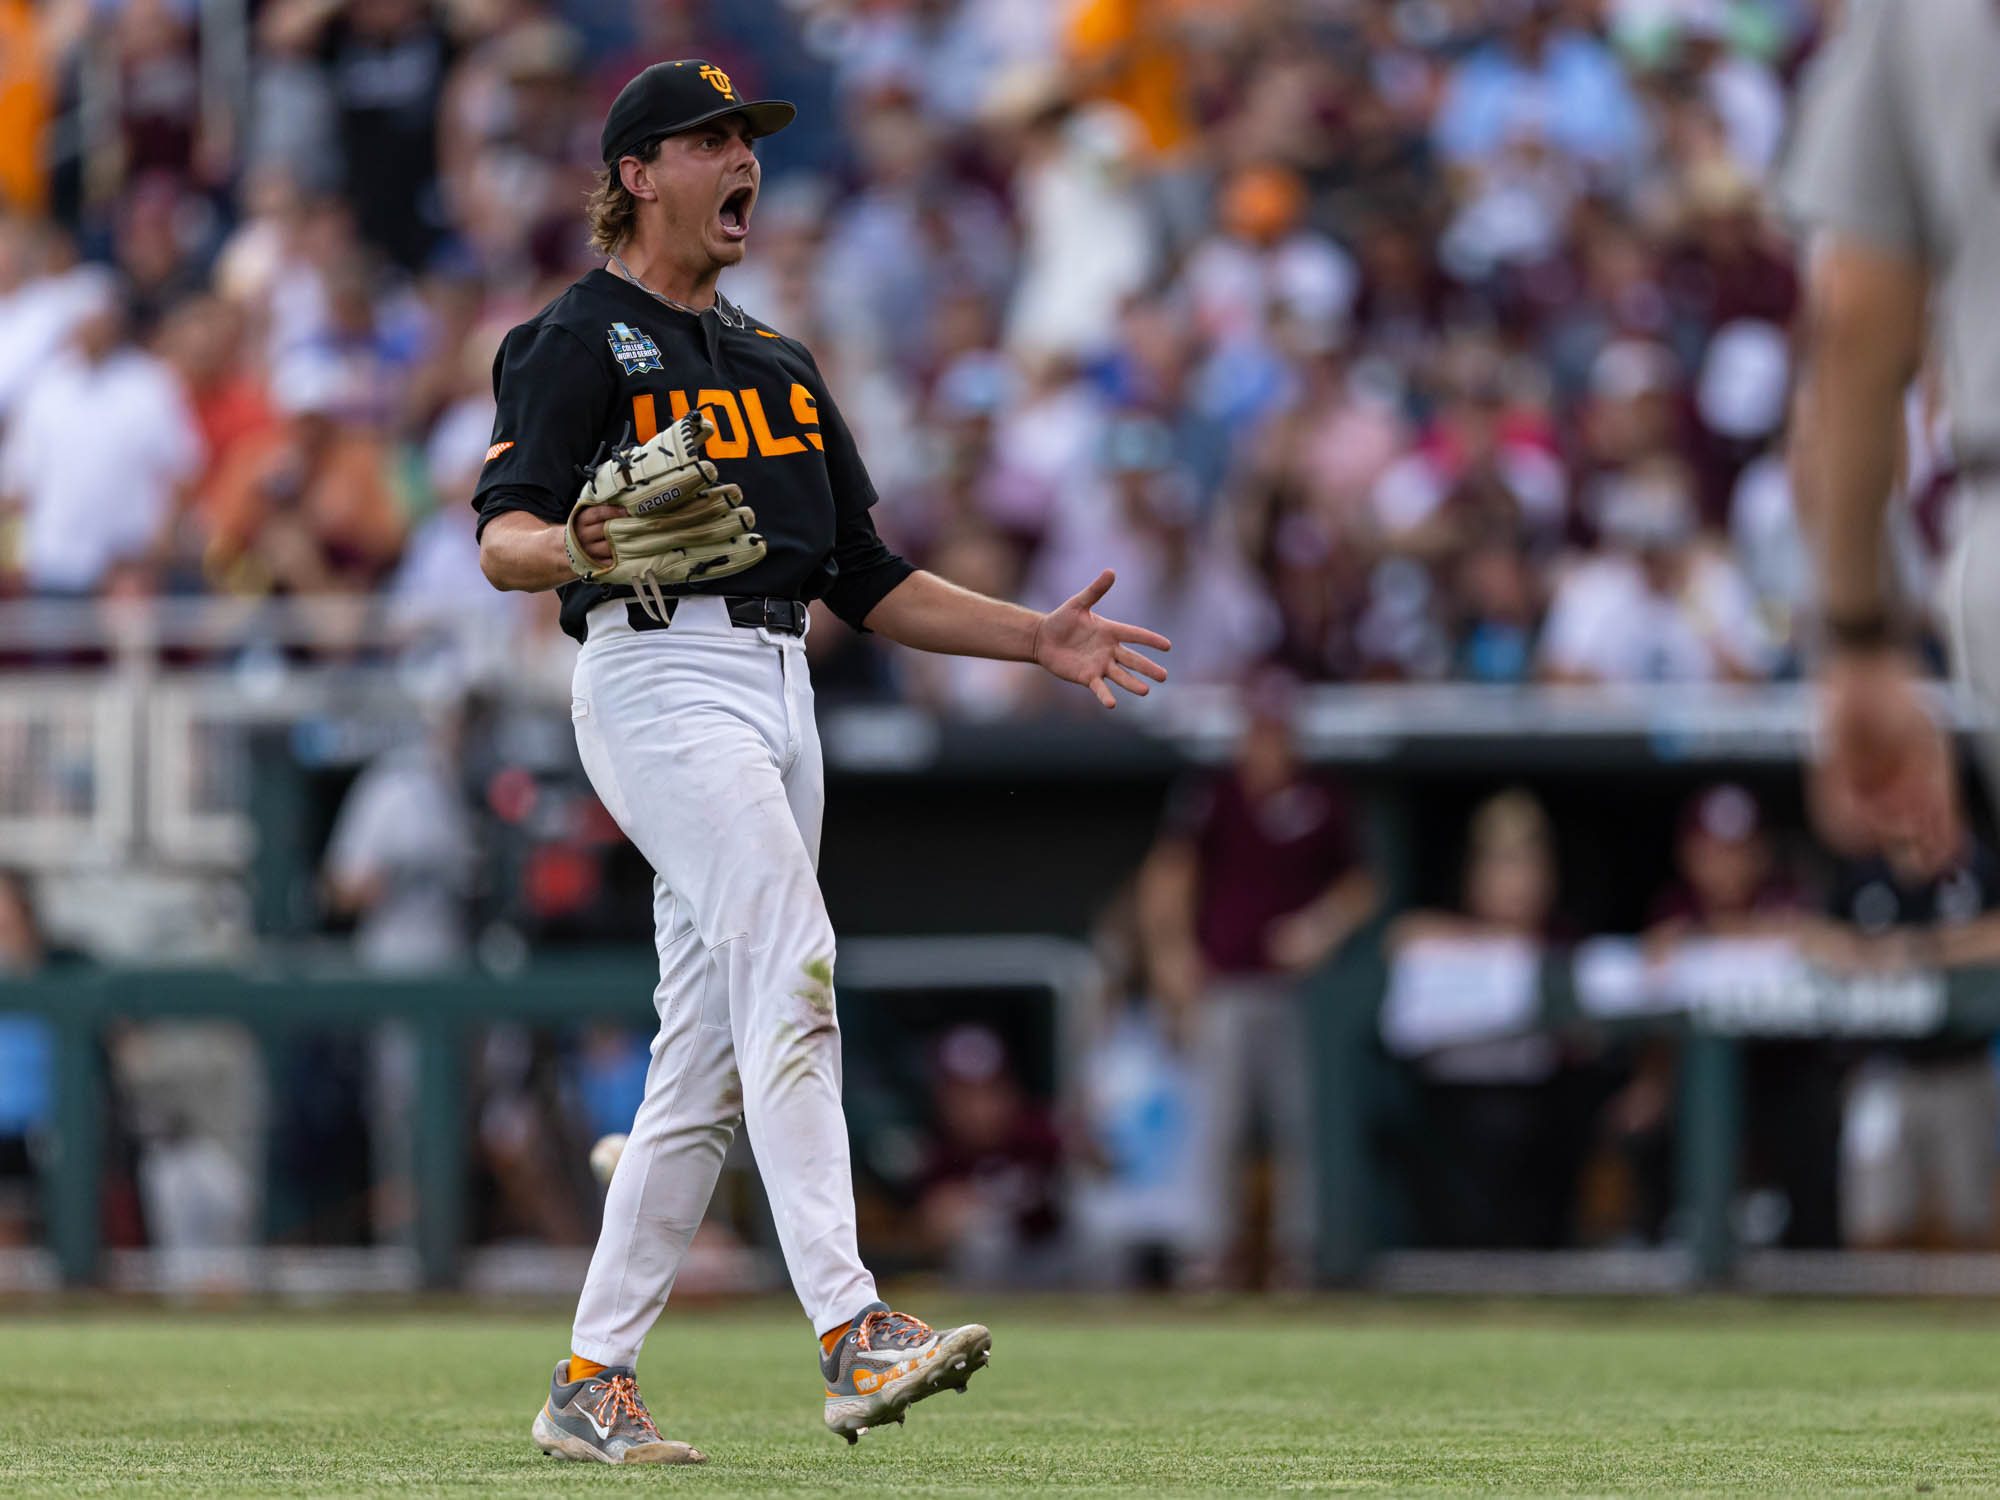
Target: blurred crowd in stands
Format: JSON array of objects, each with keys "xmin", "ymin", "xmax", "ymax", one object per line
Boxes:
[{"xmin": 0, "ymin": 0, "xmax": 1947, "ymax": 701}]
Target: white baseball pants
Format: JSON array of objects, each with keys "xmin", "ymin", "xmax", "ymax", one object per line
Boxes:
[
  {"xmin": 1943, "ymin": 485, "xmax": 2000, "ymax": 796},
  {"xmin": 566, "ymin": 596, "xmax": 876, "ymax": 1365}
]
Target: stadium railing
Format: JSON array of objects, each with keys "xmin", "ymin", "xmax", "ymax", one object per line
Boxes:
[
  {"xmin": 7, "ymin": 935, "xmax": 1998, "ymax": 1293},
  {"xmin": 0, "ymin": 935, "xmax": 1098, "ymax": 1292},
  {"xmin": 1335, "ymin": 935, "xmax": 2000, "ymax": 1288}
]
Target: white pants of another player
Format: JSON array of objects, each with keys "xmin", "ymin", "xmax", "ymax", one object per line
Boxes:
[
  {"xmin": 567, "ymin": 595, "xmax": 877, "ymax": 1365},
  {"xmin": 1943, "ymin": 490, "xmax": 2000, "ymax": 793}
]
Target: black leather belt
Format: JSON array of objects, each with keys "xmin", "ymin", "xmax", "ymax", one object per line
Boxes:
[{"xmin": 621, "ymin": 595, "xmax": 807, "ymax": 636}]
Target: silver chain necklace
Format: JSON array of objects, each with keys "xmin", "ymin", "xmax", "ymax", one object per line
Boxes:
[{"xmin": 607, "ymin": 251, "xmax": 703, "ymax": 315}]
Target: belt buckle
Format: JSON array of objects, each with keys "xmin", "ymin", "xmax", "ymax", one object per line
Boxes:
[{"xmin": 762, "ymin": 598, "xmax": 788, "ymax": 631}]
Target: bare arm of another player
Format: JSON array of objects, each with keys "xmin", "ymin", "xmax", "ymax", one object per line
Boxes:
[
  {"xmin": 1792, "ymin": 233, "xmax": 1956, "ymax": 871},
  {"xmin": 478, "ymin": 507, "xmax": 622, "ymax": 592},
  {"xmin": 1792, "ymin": 235, "xmax": 1928, "ymax": 623},
  {"xmin": 1266, "ymin": 868, "xmax": 1381, "ymax": 973},
  {"xmin": 864, "ymin": 568, "xmax": 1170, "ymax": 710}
]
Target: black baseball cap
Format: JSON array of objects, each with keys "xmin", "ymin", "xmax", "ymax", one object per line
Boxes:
[{"xmin": 600, "ymin": 60, "xmax": 796, "ymax": 165}]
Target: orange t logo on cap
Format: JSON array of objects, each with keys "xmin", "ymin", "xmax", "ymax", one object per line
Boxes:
[{"xmin": 699, "ymin": 65, "xmax": 735, "ymax": 98}]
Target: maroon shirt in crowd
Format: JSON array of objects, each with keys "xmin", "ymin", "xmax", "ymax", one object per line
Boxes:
[
  {"xmin": 917, "ymin": 1106, "xmax": 1065, "ymax": 1247},
  {"xmin": 1166, "ymin": 770, "xmax": 1361, "ymax": 976},
  {"xmin": 1648, "ymin": 876, "xmax": 1804, "ymax": 929}
]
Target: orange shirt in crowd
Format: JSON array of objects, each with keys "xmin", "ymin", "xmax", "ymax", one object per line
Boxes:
[
  {"xmin": 190, "ymin": 376, "xmax": 278, "ymax": 492},
  {"xmin": 200, "ymin": 424, "xmax": 408, "ymax": 590},
  {"xmin": 1064, "ymin": 0, "xmax": 1211, "ymax": 154},
  {"xmin": 0, "ymin": 0, "xmax": 48, "ymax": 213}
]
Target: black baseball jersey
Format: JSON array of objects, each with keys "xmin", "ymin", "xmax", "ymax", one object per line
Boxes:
[{"xmin": 473, "ymin": 268, "xmax": 913, "ymax": 643}]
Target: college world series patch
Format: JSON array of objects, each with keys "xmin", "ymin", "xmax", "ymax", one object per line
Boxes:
[{"xmin": 607, "ymin": 322, "xmax": 664, "ymax": 375}]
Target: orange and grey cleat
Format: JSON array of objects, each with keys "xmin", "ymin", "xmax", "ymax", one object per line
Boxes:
[
  {"xmin": 821, "ymin": 1303, "xmax": 992, "ymax": 1444},
  {"xmin": 530, "ymin": 1360, "xmax": 706, "ymax": 1465}
]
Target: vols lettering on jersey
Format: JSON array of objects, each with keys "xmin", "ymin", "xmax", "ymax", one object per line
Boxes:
[
  {"xmin": 629, "ymin": 386, "xmax": 821, "ymax": 456},
  {"xmin": 472, "ymin": 268, "xmax": 911, "ymax": 645}
]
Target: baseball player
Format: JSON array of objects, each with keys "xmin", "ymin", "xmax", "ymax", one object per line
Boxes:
[
  {"xmin": 1782, "ymin": 0, "xmax": 2000, "ymax": 872},
  {"xmin": 475, "ymin": 61, "xmax": 1170, "ymax": 1465}
]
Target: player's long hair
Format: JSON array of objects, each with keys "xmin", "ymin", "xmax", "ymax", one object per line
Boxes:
[{"xmin": 585, "ymin": 136, "xmax": 665, "ymax": 255}]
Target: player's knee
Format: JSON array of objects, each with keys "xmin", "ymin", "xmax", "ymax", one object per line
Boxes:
[
  {"xmin": 744, "ymin": 959, "xmax": 840, "ymax": 1104},
  {"xmin": 787, "ymin": 947, "xmax": 838, "ymax": 1034}
]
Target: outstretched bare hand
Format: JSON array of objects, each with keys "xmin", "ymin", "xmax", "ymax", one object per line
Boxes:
[{"xmin": 1031, "ymin": 570, "xmax": 1171, "ymax": 709}]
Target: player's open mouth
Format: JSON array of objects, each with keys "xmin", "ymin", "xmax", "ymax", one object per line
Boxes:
[{"xmin": 719, "ymin": 186, "xmax": 753, "ymax": 241}]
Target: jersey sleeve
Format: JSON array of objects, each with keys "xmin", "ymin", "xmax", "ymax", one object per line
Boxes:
[
  {"xmin": 472, "ymin": 321, "xmax": 615, "ymax": 536},
  {"xmin": 804, "ymin": 353, "xmax": 914, "ymax": 631},
  {"xmin": 1777, "ymin": 0, "xmax": 1929, "ymax": 259}
]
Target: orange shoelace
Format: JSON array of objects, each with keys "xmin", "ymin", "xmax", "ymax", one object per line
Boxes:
[
  {"xmin": 589, "ymin": 1374, "xmax": 662, "ymax": 1440},
  {"xmin": 856, "ymin": 1309, "xmax": 933, "ymax": 1352}
]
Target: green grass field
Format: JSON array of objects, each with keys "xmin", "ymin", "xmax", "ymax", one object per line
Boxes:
[{"xmin": 2, "ymin": 1298, "xmax": 1998, "ymax": 1496}]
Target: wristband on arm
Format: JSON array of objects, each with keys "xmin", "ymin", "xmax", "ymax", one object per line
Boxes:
[{"xmin": 1820, "ymin": 607, "xmax": 1901, "ymax": 652}]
